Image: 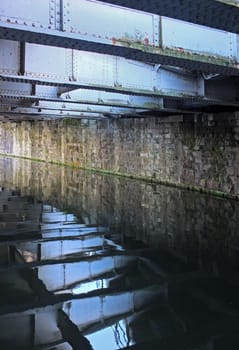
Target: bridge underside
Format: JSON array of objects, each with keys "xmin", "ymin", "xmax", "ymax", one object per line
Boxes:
[
  {"xmin": 97, "ymin": 0, "xmax": 239, "ymax": 33},
  {"xmin": 1, "ymin": 0, "xmax": 239, "ymax": 120}
]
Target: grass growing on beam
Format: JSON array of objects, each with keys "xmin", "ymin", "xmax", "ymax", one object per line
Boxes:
[{"xmin": 0, "ymin": 153, "xmax": 238, "ymax": 201}]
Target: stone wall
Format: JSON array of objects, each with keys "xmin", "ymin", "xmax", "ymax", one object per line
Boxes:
[{"xmin": 0, "ymin": 112, "xmax": 239, "ymax": 195}]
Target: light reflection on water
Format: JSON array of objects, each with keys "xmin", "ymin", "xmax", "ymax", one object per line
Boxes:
[{"xmin": 0, "ymin": 157, "xmax": 239, "ymax": 349}]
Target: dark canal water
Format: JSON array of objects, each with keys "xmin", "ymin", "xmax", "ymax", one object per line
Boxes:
[{"xmin": 1, "ymin": 156, "xmax": 239, "ymax": 350}]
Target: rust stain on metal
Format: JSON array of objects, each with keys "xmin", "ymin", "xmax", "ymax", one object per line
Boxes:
[{"xmin": 112, "ymin": 37, "xmax": 117, "ymax": 45}]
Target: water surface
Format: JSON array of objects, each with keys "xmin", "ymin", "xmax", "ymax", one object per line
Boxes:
[{"xmin": 0, "ymin": 157, "xmax": 239, "ymax": 350}]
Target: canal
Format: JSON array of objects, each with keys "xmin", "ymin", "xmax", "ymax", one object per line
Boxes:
[{"xmin": 0, "ymin": 156, "xmax": 239, "ymax": 350}]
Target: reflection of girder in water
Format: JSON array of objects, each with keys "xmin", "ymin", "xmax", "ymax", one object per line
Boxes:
[
  {"xmin": 0, "ymin": 238, "xmax": 166, "ymax": 348},
  {"xmin": 0, "ymin": 190, "xmax": 106, "ymax": 242},
  {"xmin": 2, "ymin": 190, "xmax": 239, "ymax": 349},
  {"xmin": 1, "ymin": 281, "xmax": 239, "ymax": 350},
  {"xmin": 3, "ymin": 243, "xmax": 239, "ymax": 315},
  {"xmin": 1, "ymin": 252, "xmax": 239, "ymax": 350},
  {"xmin": 0, "ymin": 285, "xmax": 166, "ymax": 349},
  {"xmin": 0, "ymin": 226, "xmax": 109, "ymax": 247},
  {"xmin": 0, "ymin": 240, "xmax": 165, "ymax": 349},
  {"xmin": 0, "ymin": 188, "xmax": 43, "ymax": 237},
  {"xmin": 37, "ymin": 255, "xmax": 138, "ymax": 292},
  {"xmin": 15, "ymin": 234, "xmax": 122, "ymax": 262}
]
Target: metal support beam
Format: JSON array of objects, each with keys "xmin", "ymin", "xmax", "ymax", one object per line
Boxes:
[
  {"xmin": 1, "ymin": 41, "xmax": 239, "ymax": 106},
  {"xmin": 0, "ymin": 82, "xmax": 164, "ymax": 110},
  {"xmin": 0, "ymin": 106, "xmax": 110, "ymax": 120},
  {"xmin": 0, "ymin": 81, "xmax": 61, "ymax": 99},
  {"xmin": 0, "ymin": 1, "xmax": 239, "ymax": 74},
  {"xmin": 0, "ymin": 40, "xmax": 205, "ymax": 98},
  {"xmin": 1, "ymin": 103, "xmax": 147, "ymax": 117},
  {"xmin": 60, "ymin": 89, "xmax": 164, "ymax": 110},
  {"xmin": 99, "ymin": 0, "xmax": 239, "ymax": 34}
]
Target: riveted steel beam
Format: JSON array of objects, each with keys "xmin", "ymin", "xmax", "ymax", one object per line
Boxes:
[
  {"xmin": 3, "ymin": 102, "xmax": 147, "ymax": 116},
  {"xmin": 2, "ymin": 92, "xmax": 239, "ymax": 121},
  {"xmin": 0, "ymin": 99, "xmax": 193, "ymax": 119},
  {"xmin": 0, "ymin": 83, "xmax": 164, "ymax": 110},
  {"xmin": 2, "ymin": 79, "xmax": 239, "ymax": 115},
  {"xmin": 0, "ymin": 40, "xmax": 205, "ymax": 98},
  {"xmin": 2, "ymin": 40, "xmax": 239, "ymax": 117},
  {"xmin": 60, "ymin": 89, "xmax": 164, "ymax": 110},
  {"xmin": 0, "ymin": 104, "xmax": 188, "ymax": 121},
  {"xmin": 0, "ymin": 1, "xmax": 239, "ymax": 74},
  {"xmin": 98, "ymin": 0, "xmax": 239, "ymax": 33},
  {"xmin": 0, "ymin": 105, "xmax": 110, "ymax": 120},
  {"xmin": 2, "ymin": 40, "xmax": 239, "ymax": 103}
]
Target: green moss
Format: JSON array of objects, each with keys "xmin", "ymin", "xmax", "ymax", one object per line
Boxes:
[
  {"xmin": 62, "ymin": 118, "xmax": 82, "ymax": 127},
  {"xmin": 114, "ymin": 38, "xmax": 235, "ymax": 68},
  {"xmin": 0, "ymin": 152, "xmax": 238, "ymax": 201}
]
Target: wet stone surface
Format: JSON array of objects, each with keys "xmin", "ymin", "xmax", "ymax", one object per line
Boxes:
[{"xmin": 0, "ymin": 157, "xmax": 239, "ymax": 349}]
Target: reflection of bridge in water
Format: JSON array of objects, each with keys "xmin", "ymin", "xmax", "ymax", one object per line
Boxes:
[{"xmin": 1, "ymin": 187, "xmax": 239, "ymax": 349}]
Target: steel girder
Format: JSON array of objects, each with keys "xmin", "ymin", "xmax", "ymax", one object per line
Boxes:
[
  {"xmin": 1, "ymin": 1, "xmax": 239, "ymax": 119},
  {"xmin": 97, "ymin": 0, "xmax": 239, "ymax": 34},
  {"xmin": 1, "ymin": 40, "xmax": 239, "ymax": 106},
  {"xmin": 0, "ymin": 1, "xmax": 239, "ymax": 75},
  {"xmin": 0, "ymin": 40, "xmax": 205, "ymax": 98},
  {"xmin": 0, "ymin": 101, "xmax": 147, "ymax": 117},
  {"xmin": 0, "ymin": 82, "xmax": 165, "ymax": 111}
]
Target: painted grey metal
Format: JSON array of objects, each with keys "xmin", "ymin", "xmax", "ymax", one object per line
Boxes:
[
  {"xmin": 0, "ymin": 81, "xmax": 33, "ymax": 96},
  {"xmin": 0, "ymin": 40, "xmax": 20, "ymax": 75},
  {"xmin": 0, "ymin": 110, "xmax": 108, "ymax": 120},
  {"xmin": 1, "ymin": 0, "xmax": 239, "ymax": 119},
  {"xmin": 63, "ymin": 0, "xmax": 155, "ymax": 46},
  {"xmin": 1, "ymin": 40, "xmax": 239, "ymax": 103},
  {"xmin": 0, "ymin": 0, "xmax": 52, "ymax": 29},
  {"xmin": 93, "ymin": 0, "xmax": 239, "ymax": 34},
  {"xmin": 0, "ymin": 1, "xmax": 239, "ymax": 75},
  {"xmin": 60, "ymin": 89, "xmax": 164, "ymax": 110},
  {"xmin": 25, "ymin": 44, "xmax": 72, "ymax": 82},
  {"xmin": 0, "ymin": 83, "xmax": 164, "ymax": 110},
  {"xmin": 161, "ymin": 17, "xmax": 236, "ymax": 60},
  {"xmin": 0, "ymin": 40, "xmax": 205, "ymax": 98},
  {"xmin": 0, "ymin": 0, "xmax": 239, "ymax": 32},
  {"xmin": 3, "ymin": 104, "xmax": 146, "ymax": 117},
  {"xmin": 1, "ymin": 0, "xmax": 239, "ymax": 36},
  {"xmin": 2, "ymin": 61, "xmax": 239, "ymax": 120}
]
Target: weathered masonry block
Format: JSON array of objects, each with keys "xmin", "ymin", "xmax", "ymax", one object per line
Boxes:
[{"xmin": 0, "ymin": 112, "xmax": 239, "ymax": 196}]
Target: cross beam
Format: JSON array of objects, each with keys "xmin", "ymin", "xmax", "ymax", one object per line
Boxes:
[
  {"xmin": 1, "ymin": 40, "xmax": 239, "ymax": 107},
  {"xmin": 0, "ymin": 1, "xmax": 239, "ymax": 75},
  {"xmin": 0, "ymin": 82, "xmax": 163, "ymax": 110},
  {"xmin": 0, "ymin": 40, "xmax": 205, "ymax": 98},
  {"xmin": 100, "ymin": 0, "xmax": 239, "ymax": 33}
]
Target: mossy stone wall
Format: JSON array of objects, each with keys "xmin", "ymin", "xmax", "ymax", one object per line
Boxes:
[{"xmin": 0, "ymin": 112, "xmax": 239, "ymax": 196}]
